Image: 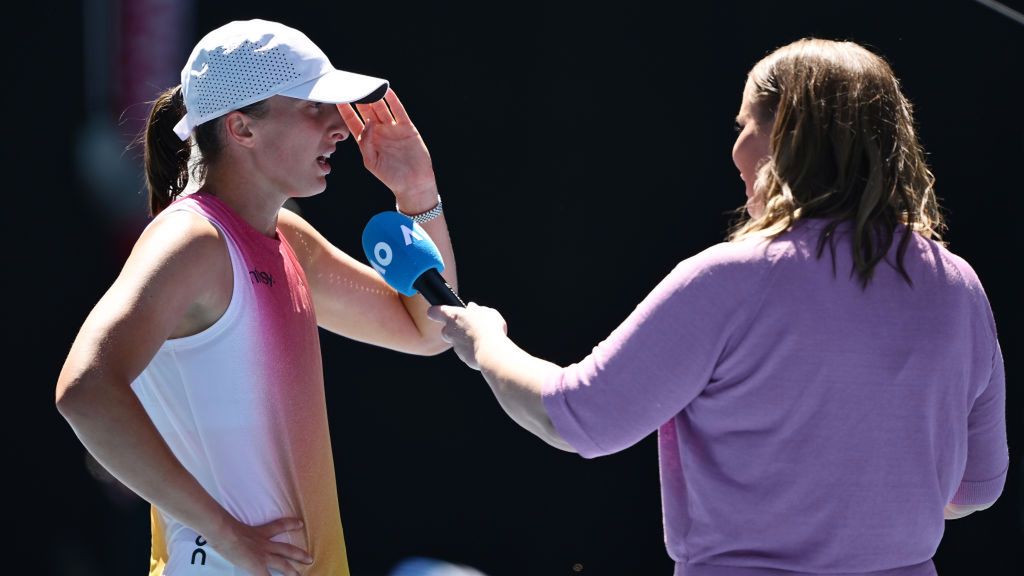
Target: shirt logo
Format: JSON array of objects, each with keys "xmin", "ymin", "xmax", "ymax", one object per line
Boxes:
[
  {"xmin": 250, "ymin": 269, "xmax": 275, "ymax": 287},
  {"xmin": 191, "ymin": 535, "xmax": 208, "ymax": 566}
]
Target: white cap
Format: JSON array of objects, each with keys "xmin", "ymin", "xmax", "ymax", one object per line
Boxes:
[{"xmin": 173, "ymin": 19, "xmax": 388, "ymax": 140}]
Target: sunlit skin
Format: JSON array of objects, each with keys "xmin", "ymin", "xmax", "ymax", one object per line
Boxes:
[{"xmin": 732, "ymin": 78, "xmax": 773, "ymax": 219}]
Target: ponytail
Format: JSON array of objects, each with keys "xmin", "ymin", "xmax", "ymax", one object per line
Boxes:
[{"xmin": 143, "ymin": 86, "xmax": 191, "ymax": 216}]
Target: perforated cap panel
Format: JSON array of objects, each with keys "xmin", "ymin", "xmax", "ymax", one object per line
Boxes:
[{"xmin": 190, "ymin": 40, "xmax": 302, "ymax": 118}]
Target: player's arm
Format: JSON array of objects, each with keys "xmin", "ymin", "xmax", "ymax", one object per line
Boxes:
[
  {"xmin": 56, "ymin": 211, "xmax": 311, "ymax": 573},
  {"xmin": 278, "ymin": 207, "xmax": 451, "ymax": 355}
]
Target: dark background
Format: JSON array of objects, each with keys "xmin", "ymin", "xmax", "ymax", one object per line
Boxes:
[{"xmin": 22, "ymin": 1, "xmax": 1021, "ymax": 575}]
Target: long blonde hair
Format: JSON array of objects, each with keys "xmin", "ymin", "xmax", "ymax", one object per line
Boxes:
[{"xmin": 729, "ymin": 38, "xmax": 945, "ymax": 286}]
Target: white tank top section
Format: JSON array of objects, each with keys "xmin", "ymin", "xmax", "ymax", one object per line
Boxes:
[{"xmin": 131, "ymin": 192, "xmax": 349, "ymax": 575}]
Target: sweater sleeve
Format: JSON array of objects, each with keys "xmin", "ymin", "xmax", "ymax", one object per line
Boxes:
[
  {"xmin": 542, "ymin": 242, "xmax": 772, "ymax": 458},
  {"xmin": 951, "ymin": 339, "xmax": 1009, "ymax": 506}
]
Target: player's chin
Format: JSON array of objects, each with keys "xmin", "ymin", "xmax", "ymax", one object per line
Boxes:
[{"xmin": 292, "ymin": 182, "xmax": 328, "ymax": 199}]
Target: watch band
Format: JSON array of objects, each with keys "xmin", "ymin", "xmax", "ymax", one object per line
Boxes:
[{"xmin": 397, "ymin": 195, "xmax": 443, "ymax": 224}]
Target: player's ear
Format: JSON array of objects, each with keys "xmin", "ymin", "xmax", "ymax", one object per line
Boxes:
[{"xmin": 223, "ymin": 111, "xmax": 256, "ymax": 147}]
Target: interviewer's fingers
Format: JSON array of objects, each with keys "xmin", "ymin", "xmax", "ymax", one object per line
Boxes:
[
  {"xmin": 426, "ymin": 305, "xmax": 458, "ymax": 323},
  {"xmin": 430, "ymin": 306, "xmax": 467, "ymax": 346}
]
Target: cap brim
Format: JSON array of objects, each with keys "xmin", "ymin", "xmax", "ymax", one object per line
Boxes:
[{"xmin": 280, "ymin": 69, "xmax": 389, "ymax": 104}]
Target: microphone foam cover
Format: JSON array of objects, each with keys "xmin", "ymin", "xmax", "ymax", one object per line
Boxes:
[{"xmin": 361, "ymin": 211, "xmax": 445, "ymax": 297}]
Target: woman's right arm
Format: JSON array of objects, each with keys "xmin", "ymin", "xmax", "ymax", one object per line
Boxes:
[
  {"xmin": 55, "ymin": 211, "xmax": 312, "ymax": 576},
  {"xmin": 944, "ymin": 339, "xmax": 1007, "ymax": 521}
]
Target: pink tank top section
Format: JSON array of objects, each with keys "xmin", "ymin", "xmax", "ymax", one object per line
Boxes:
[{"xmin": 132, "ymin": 192, "xmax": 349, "ymax": 575}]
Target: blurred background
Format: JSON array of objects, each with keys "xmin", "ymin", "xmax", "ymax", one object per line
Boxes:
[{"xmin": 22, "ymin": 0, "xmax": 1021, "ymax": 574}]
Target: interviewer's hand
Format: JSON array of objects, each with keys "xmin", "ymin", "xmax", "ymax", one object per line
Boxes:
[
  {"xmin": 427, "ymin": 303, "xmax": 508, "ymax": 370},
  {"xmin": 211, "ymin": 517, "xmax": 312, "ymax": 576}
]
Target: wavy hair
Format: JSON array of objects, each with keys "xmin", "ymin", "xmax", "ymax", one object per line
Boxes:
[{"xmin": 729, "ymin": 38, "xmax": 945, "ymax": 286}]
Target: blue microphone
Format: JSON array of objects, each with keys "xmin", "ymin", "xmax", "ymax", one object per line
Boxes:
[{"xmin": 361, "ymin": 212, "xmax": 465, "ymax": 307}]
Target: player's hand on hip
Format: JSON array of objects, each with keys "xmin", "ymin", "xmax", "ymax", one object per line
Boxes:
[{"xmin": 213, "ymin": 516, "xmax": 312, "ymax": 576}]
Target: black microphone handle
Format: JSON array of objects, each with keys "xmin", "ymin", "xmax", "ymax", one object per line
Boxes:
[{"xmin": 413, "ymin": 269, "xmax": 466, "ymax": 307}]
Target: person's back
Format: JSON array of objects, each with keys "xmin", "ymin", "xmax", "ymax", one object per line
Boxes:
[{"xmin": 648, "ymin": 220, "xmax": 1006, "ymax": 574}]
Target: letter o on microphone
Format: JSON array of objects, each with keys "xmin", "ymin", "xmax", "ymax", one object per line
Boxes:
[
  {"xmin": 361, "ymin": 211, "xmax": 465, "ymax": 307},
  {"xmin": 373, "ymin": 241, "xmax": 393, "ymax": 267}
]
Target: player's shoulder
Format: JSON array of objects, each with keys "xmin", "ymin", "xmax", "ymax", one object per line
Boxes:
[
  {"xmin": 276, "ymin": 204, "xmax": 312, "ymax": 230},
  {"xmin": 275, "ymin": 205, "xmax": 326, "ymax": 267},
  {"xmin": 132, "ymin": 208, "xmax": 228, "ymax": 272}
]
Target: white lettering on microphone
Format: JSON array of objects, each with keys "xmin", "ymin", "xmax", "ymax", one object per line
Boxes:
[
  {"xmin": 371, "ymin": 241, "xmax": 393, "ymax": 275},
  {"xmin": 401, "ymin": 224, "xmax": 422, "ymax": 246}
]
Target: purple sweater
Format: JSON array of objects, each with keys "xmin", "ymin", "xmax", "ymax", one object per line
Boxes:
[{"xmin": 543, "ymin": 219, "xmax": 1007, "ymax": 576}]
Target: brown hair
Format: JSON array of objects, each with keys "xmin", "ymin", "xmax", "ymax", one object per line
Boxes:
[
  {"xmin": 729, "ymin": 38, "xmax": 945, "ymax": 286},
  {"xmin": 140, "ymin": 86, "xmax": 269, "ymax": 216}
]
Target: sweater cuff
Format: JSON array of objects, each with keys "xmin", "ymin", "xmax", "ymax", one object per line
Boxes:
[
  {"xmin": 541, "ymin": 369, "xmax": 606, "ymax": 459},
  {"xmin": 951, "ymin": 462, "xmax": 1009, "ymax": 506}
]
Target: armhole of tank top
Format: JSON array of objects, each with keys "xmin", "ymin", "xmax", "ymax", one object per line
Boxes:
[{"xmin": 158, "ymin": 207, "xmax": 248, "ymax": 351}]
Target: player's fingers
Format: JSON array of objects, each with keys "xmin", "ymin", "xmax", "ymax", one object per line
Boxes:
[
  {"xmin": 267, "ymin": 541, "xmax": 313, "ymax": 565},
  {"xmin": 384, "ymin": 88, "xmax": 412, "ymax": 124},
  {"xmin": 370, "ymin": 99, "xmax": 394, "ymax": 125},
  {"xmin": 338, "ymin": 103, "xmax": 364, "ymax": 136}
]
